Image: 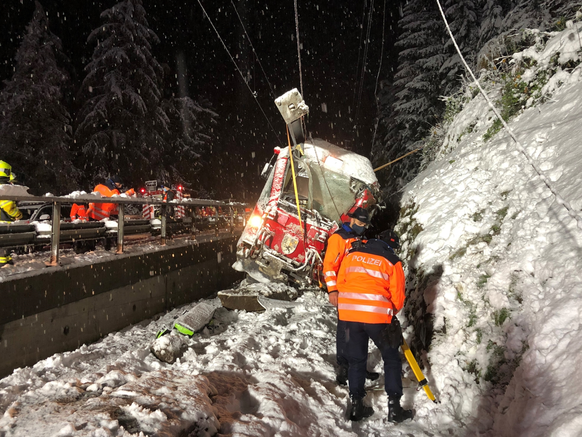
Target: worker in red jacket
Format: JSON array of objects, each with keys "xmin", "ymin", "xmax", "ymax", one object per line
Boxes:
[
  {"xmin": 336, "ymin": 230, "xmax": 413, "ymax": 423},
  {"xmin": 323, "ymin": 207, "xmax": 378, "ymax": 385}
]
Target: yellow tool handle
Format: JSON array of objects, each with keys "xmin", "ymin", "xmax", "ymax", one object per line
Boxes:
[{"xmin": 402, "ymin": 338, "xmax": 438, "ymax": 403}]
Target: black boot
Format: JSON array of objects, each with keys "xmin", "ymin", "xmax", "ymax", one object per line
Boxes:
[
  {"xmin": 388, "ymin": 396, "xmax": 413, "ymax": 423},
  {"xmin": 336, "ymin": 365, "xmax": 348, "ymax": 386},
  {"xmin": 349, "ymin": 397, "xmax": 374, "ymax": 421},
  {"xmin": 337, "ymin": 367, "xmax": 379, "ymax": 386}
]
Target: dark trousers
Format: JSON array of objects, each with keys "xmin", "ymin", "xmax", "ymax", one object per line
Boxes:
[
  {"xmin": 337, "ymin": 317, "xmax": 349, "ymax": 367},
  {"xmin": 345, "ymin": 321, "xmax": 402, "ymax": 399}
]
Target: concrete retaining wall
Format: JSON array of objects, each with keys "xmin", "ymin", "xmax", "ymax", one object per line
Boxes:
[{"xmin": 0, "ymin": 235, "xmax": 244, "ymax": 377}]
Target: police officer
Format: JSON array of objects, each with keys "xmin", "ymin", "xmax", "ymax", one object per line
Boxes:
[
  {"xmin": 336, "ymin": 230, "xmax": 413, "ymax": 422},
  {"xmin": 323, "ymin": 207, "xmax": 379, "ymax": 385}
]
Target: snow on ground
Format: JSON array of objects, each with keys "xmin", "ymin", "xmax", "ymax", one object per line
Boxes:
[{"xmin": 0, "ymin": 290, "xmax": 434, "ymax": 437}]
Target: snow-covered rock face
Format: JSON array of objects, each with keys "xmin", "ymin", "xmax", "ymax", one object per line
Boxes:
[{"xmin": 396, "ymin": 25, "xmax": 582, "ymax": 437}]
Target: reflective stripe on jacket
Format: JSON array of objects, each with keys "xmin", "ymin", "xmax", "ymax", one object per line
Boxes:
[
  {"xmin": 322, "ymin": 224, "xmax": 359, "ymax": 293},
  {"xmin": 88, "ymin": 184, "xmax": 120, "ymax": 220},
  {"xmin": 337, "ymin": 239, "xmax": 405, "ymax": 324},
  {"xmin": 0, "ymin": 199, "xmax": 22, "ymax": 223},
  {"xmin": 70, "ymin": 203, "xmax": 88, "ymax": 221}
]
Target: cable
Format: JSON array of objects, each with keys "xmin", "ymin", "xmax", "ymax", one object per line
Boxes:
[
  {"xmin": 435, "ymin": 0, "xmax": 582, "ymax": 230},
  {"xmin": 355, "ymin": 0, "xmax": 374, "ymax": 125},
  {"xmin": 230, "ymin": 0, "xmax": 277, "ymax": 100},
  {"xmin": 352, "ymin": 1, "xmax": 368, "ymax": 113},
  {"xmin": 371, "ymin": 0, "xmax": 387, "ymax": 150},
  {"xmin": 311, "ymin": 139, "xmax": 342, "ymax": 222},
  {"xmin": 196, "ymin": 0, "xmax": 283, "ymax": 146},
  {"xmin": 294, "ymin": 0, "xmax": 304, "ymax": 99}
]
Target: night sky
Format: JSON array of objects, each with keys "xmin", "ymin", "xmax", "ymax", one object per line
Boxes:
[{"xmin": 0, "ymin": 0, "xmax": 399, "ymax": 200}]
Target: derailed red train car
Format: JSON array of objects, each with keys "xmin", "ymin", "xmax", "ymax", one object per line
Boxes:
[{"xmin": 234, "ymin": 138, "xmax": 380, "ymax": 286}]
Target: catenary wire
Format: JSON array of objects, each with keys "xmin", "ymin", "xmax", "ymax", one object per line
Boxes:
[
  {"xmin": 196, "ymin": 0, "xmax": 283, "ymax": 146},
  {"xmin": 370, "ymin": 0, "xmax": 386, "ymax": 150},
  {"xmin": 230, "ymin": 0, "xmax": 277, "ymax": 100},
  {"xmin": 355, "ymin": 0, "xmax": 374, "ymax": 125},
  {"xmin": 352, "ymin": 1, "xmax": 368, "ymax": 114},
  {"xmin": 294, "ymin": 0, "xmax": 304, "ymax": 99}
]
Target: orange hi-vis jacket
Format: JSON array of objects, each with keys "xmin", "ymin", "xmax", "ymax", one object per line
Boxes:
[
  {"xmin": 337, "ymin": 239, "xmax": 405, "ymax": 324},
  {"xmin": 88, "ymin": 184, "xmax": 120, "ymax": 220},
  {"xmin": 322, "ymin": 224, "xmax": 360, "ymax": 293},
  {"xmin": 70, "ymin": 203, "xmax": 88, "ymax": 221}
]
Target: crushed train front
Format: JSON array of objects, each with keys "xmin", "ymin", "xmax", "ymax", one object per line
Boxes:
[{"xmin": 233, "ymin": 138, "xmax": 380, "ymax": 286}]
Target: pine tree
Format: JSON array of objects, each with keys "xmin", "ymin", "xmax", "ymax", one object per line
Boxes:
[
  {"xmin": 162, "ymin": 96, "xmax": 218, "ymax": 184},
  {"xmin": 478, "ymin": 0, "xmax": 511, "ymax": 49},
  {"xmin": 0, "ymin": 1, "xmax": 78, "ymax": 195},
  {"xmin": 440, "ymin": 0, "xmax": 480, "ymax": 94},
  {"xmin": 392, "ymin": 0, "xmax": 445, "ymax": 147},
  {"xmin": 75, "ymin": 0, "xmax": 169, "ymax": 188}
]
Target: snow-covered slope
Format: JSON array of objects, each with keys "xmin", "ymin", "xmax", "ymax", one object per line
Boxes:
[{"xmin": 396, "ymin": 26, "xmax": 582, "ymax": 436}]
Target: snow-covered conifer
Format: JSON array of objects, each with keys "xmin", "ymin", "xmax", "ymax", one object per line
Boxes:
[
  {"xmin": 161, "ymin": 96, "xmax": 218, "ymax": 184},
  {"xmin": 0, "ymin": 1, "xmax": 78, "ymax": 194},
  {"xmin": 75, "ymin": 0, "xmax": 168, "ymax": 187},
  {"xmin": 392, "ymin": 0, "xmax": 445, "ymax": 149},
  {"xmin": 440, "ymin": 0, "xmax": 480, "ymax": 94}
]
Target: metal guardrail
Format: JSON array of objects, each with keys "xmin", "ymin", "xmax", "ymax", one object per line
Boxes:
[{"xmin": 0, "ymin": 194, "xmax": 248, "ymax": 266}]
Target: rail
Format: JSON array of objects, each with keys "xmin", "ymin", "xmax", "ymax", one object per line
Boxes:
[{"xmin": 0, "ymin": 194, "xmax": 248, "ymax": 266}]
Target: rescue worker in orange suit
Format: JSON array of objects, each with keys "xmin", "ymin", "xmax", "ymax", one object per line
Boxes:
[
  {"xmin": 70, "ymin": 203, "xmax": 88, "ymax": 222},
  {"xmin": 323, "ymin": 206, "xmax": 378, "ymax": 386},
  {"xmin": 87, "ymin": 175, "xmax": 134, "ymax": 220},
  {"xmin": 0, "ymin": 161, "xmax": 22, "ymax": 267},
  {"xmin": 336, "ymin": 230, "xmax": 413, "ymax": 423}
]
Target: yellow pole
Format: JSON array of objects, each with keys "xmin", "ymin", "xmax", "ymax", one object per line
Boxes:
[
  {"xmin": 401, "ymin": 338, "xmax": 438, "ymax": 403},
  {"xmin": 286, "ymin": 125, "xmax": 303, "ymax": 229}
]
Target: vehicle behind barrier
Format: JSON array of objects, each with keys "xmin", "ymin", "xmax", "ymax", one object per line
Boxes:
[{"xmin": 234, "ymin": 138, "xmax": 380, "ymax": 287}]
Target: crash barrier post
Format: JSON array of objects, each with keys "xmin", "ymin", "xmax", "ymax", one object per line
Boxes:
[
  {"xmin": 230, "ymin": 206, "xmax": 235, "ymax": 233},
  {"xmin": 48, "ymin": 201, "xmax": 61, "ymax": 266},
  {"xmin": 0, "ymin": 194, "xmax": 247, "ymax": 265},
  {"xmin": 160, "ymin": 204, "xmax": 167, "ymax": 246},
  {"xmin": 401, "ymin": 338, "xmax": 439, "ymax": 403},
  {"xmin": 116, "ymin": 204, "xmax": 124, "ymax": 254}
]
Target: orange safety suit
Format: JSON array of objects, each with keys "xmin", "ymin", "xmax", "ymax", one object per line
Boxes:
[
  {"xmin": 322, "ymin": 224, "xmax": 360, "ymax": 293},
  {"xmin": 87, "ymin": 185, "xmax": 136, "ymax": 220},
  {"xmin": 337, "ymin": 239, "xmax": 405, "ymax": 324},
  {"xmin": 70, "ymin": 203, "xmax": 88, "ymax": 221},
  {"xmin": 87, "ymin": 184, "xmax": 120, "ymax": 220}
]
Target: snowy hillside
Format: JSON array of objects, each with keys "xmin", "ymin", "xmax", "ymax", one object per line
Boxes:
[
  {"xmin": 397, "ymin": 25, "xmax": 582, "ymax": 436},
  {"xmin": 1, "ymin": 25, "xmax": 582, "ymax": 437}
]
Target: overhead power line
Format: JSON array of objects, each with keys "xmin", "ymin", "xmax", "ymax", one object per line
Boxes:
[
  {"xmin": 196, "ymin": 0, "xmax": 283, "ymax": 146},
  {"xmin": 371, "ymin": 0, "xmax": 387, "ymax": 150},
  {"xmin": 294, "ymin": 0, "xmax": 304, "ymax": 100},
  {"xmin": 230, "ymin": 0, "xmax": 276, "ymax": 100}
]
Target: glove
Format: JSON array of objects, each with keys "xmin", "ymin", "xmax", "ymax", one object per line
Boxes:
[{"xmin": 382, "ymin": 317, "xmax": 403, "ymax": 349}]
